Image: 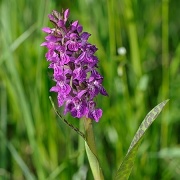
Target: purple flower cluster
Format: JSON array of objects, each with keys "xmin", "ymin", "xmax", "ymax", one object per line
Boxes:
[{"xmin": 41, "ymin": 9, "xmax": 108, "ymax": 122}]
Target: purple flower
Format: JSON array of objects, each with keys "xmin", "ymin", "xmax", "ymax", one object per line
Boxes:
[{"xmin": 41, "ymin": 9, "xmax": 108, "ymax": 122}]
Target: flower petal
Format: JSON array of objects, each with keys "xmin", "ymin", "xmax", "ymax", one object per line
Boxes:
[
  {"xmin": 89, "ymin": 109, "xmax": 102, "ymax": 122},
  {"xmin": 42, "ymin": 27, "xmax": 52, "ymax": 33},
  {"xmin": 64, "ymin": 9, "xmax": 69, "ymax": 22}
]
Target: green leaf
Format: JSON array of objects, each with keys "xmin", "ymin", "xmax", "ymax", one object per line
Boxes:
[
  {"xmin": 114, "ymin": 100, "xmax": 169, "ymax": 180},
  {"xmin": 85, "ymin": 141, "xmax": 104, "ymax": 180}
]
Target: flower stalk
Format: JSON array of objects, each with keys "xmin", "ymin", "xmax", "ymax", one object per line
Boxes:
[{"xmin": 84, "ymin": 118, "xmax": 97, "ymax": 156}]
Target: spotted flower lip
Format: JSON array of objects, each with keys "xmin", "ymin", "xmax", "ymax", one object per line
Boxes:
[{"xmin": 42, "ymin": 9, "xmax": 108, "ymax": 122}]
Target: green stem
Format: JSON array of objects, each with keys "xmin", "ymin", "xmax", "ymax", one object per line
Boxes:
[{"xmin": 84, "ymin": 118, "xmax": 97, "ymax": 156}]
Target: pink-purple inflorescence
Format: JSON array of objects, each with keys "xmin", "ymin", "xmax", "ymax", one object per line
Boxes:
[{"xmin": 41, "ymin": 9, "xmax": 108, "ymax": 122}]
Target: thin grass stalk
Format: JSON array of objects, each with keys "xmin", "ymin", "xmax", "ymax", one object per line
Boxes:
[
  {"xmin": 0, "ymin": 83, "xmax": 7, "ymax": 170},
  {"xmin": 123, "ymin": 0, "xmax": 147, "ymax": 123},
  {"xmin": 160, "ymin": 0, "xmax": 169, "ymax": 148},
  {"xmin": 123, "ymin": 0, "xmax": 142, "ymax": 78},
  {"xmin": 107, "ymin": 0, "xmax": 116, "ymax": 56}
]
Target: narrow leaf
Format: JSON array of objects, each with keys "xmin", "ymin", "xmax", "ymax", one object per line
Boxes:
[
  {"xmin": 85, "ymin": 142, "xmax": 104, "ymax": 180},
  {"xmin": 114, "ymin": 100, "xmax": 169, "ymax": 180}
]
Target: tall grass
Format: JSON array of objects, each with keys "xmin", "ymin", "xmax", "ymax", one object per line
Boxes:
[{"xmin": 0, "ymin": 0, "xmax": 180, "ymax": 179}]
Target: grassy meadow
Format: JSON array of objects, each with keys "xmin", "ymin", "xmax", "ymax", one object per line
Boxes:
[{"xmin": 0, "ymin": 0, "xmax": 180, "ymax": 179}]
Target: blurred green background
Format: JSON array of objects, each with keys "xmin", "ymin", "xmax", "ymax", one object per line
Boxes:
[{"xmin": 0, "ymin": 0, "xmax": 180, "ymax": 179}]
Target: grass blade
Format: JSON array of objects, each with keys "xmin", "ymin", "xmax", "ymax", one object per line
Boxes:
[
  {"xmin": 0, "ymin": 131, "xmax": 35, "ymax": 180},
  {"xmin": 46, "ymin": 163, "xmax": 67, "ymax": 180},
  {"xmin": 7, "ymin": 142, "xmax": 36, "ymax": 180}
]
